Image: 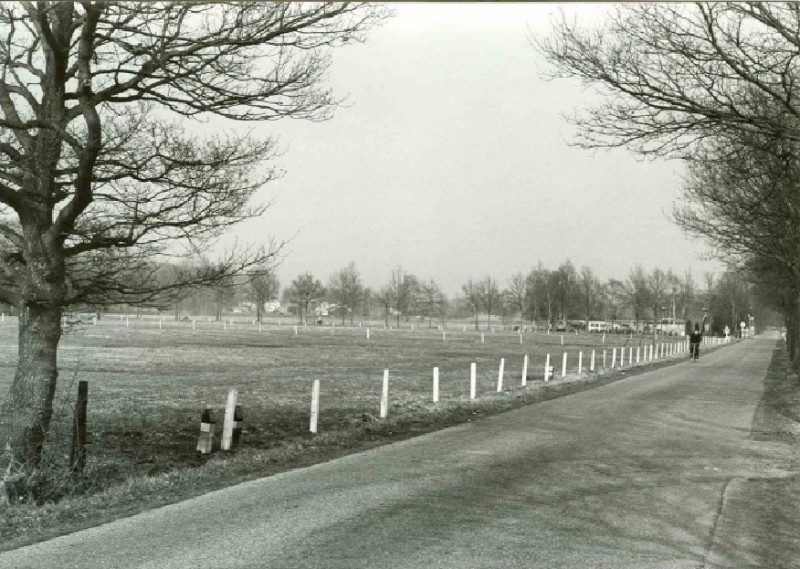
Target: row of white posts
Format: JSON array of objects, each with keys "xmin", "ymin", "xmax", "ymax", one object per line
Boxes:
[{"xmin": 307, "ymin": 338, "xmax": 717, "ymax": 433}]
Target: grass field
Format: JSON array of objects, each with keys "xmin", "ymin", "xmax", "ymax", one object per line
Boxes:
[{"xmin": 0, "ymin": 314, "xmax": 706, "ymax": 549}]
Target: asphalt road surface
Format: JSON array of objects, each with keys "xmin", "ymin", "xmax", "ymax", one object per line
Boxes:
[{"xmin": 2, "ymin": 335, "xmax": 796, "ymax": 569}]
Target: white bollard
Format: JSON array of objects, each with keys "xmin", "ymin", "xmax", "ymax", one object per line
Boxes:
[
  {"xmin": 481, "ymin": 333, "xmax": 485, "ymax": 344},
  {"xmin": 561, "ymin": 335, "xmax": 564, "ymax": 346},
  {"xmin": 497, "ymin": 358, "xmax": 505, "ymax": 392},
  {"xmin": 126, "ymin": 317, "xmax": 129, "ymax": 328},
  {"xmin": 578, "ymin": 351, "xmax": 583, "ymax": 374},
  {"xmin": 310, "ymin": 380, "xmax": 320, "ymax": 433},
  {"xmin": 603, "ymin": 349, "xmax": 607, "ymax": 368},
  {"xmin": 544, "ymin": 353, "xmax": 551, "ymax": 382},
  {"xmin": 443, "ymin": 330, "xmax": 446, "ymax": 342},
  {"xmin": 366, "ymin": 328, "xmax": 370, "ymax": 340},
  {"xmin": 628, "ymin": 347, "xmax": 633, "ymax": 365},
  {"xmin": 470, "ymin": 363, "xmax": 477, "ymax": 399},
  {"xmin": 561, "ymin": 352, "xmax": 567, "ymax": 377},
  {"xmin": 612, "ymin": 348, "xmax": 617, "ymax": 368},
  {"xmin": 224, "ymin": 320, "xmax": 227, "ymax": 331},
  {"xmin": 221, "ymin": 388, "xmax": 238, "ymax": 451},
  {"xmin": 602, "ymin": 333, "xmax": 606, "ymax": 344},
  {"xmin": 259, "ymin": 323, "xmax": 262, "ymax": 333},
  {"xmin": 433, "ymin": 367, "xmax": 439, "ymax": 403},
  {"xmin": 636, "ymin": 346, "xmax": 640, "ymax": 363},
  {"xmin": 294, "ymin": 325, "xmax": 298, "ymax": 335},
  {"xmin": 620, "ymin": 347, "xmax": 625, "ymax": 367},
  {"xmin": 159, "ymin": 318, "xmax": 162, "ymax": 330},
  {"xmin": 590, "ymin": 349, "xmax": 596, "ymax": 372},
  {"xmin": 522, "ymin": 354, "xmax": 529, "ymax": 386},
  {"xmin": 380, "ymin": 370, "xmax": 389, "ymax": 418},
  {"xmin": 519, "ymin": 333, "xmax": 523, "ymax": 344},
  {"xmin": 192, "ymin": 319, "xmax": 196, "ymax": 331}
]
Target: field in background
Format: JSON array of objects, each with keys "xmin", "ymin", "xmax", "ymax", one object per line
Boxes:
[
  {"xmin": 0, "ymin": 314, "xmax": 690, "ymax": 478},
  {"xmin": 0, "ymin": 314, "xmax": 721, "ymax": 549}
]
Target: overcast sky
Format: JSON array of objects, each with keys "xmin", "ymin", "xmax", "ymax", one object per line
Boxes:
[{"xmin": 231, "ymin": 3, "xmax": 723, "ymax": 296}]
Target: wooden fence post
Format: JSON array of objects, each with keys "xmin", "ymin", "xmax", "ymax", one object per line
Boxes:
[
  {"xmin": 380, "ymin": 370, "xmax": 389, "ymax": 418},
  {"xmin": 521, "ymin": 354, "xmax": 529, "ymax": 386},
  {"xmin": 70, "ymin": 380, "xmax": 88, "ymax": 473},
  {"xmin": 221, "ymin": 389, "xmax": 238, "ymax": 451},
  {"xmin": 470, "ymin": 363, "xmax": 477, "ymax": 399},
  {"xmin": 310, "ymin": 380, "xmax": 320, "ymax": 433},
  {"xmin": 196, "ymin": 406, "xmax": 215, "ymax": 454},
  {"xmin": 496, "ymin": 358, "xmax": 505, "ymax": 392},
  {"xmin": 433, "ymin": 367, "xmax": 439, "ymax": 402}
]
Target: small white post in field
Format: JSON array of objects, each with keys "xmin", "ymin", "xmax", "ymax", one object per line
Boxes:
[
  {"xmin": 521, "ymin": 354, "xmax": 529, "ymax": 386},
  {"xmin": 192, "ymin": 319, "xmax": 196, "ymax": 331},
  {"xmin": 620, "ymin": 347, "xmax": 625, "ymax": 367},
  {"xmin": 366, "ymin": 328, "xmax": 370, "ymax": 340},
  {"xmin": 519, "ymin": 334, "xmax": 523, "ymax": 344},
  {"xmin": 544, "ymin": 353, "xmax": 551, "ymax": 382},
  {"xmin": 602, "ymin": 333, "xmax": 606, "ymax": 344},
  {"xmin": 433, "ymin": 367, "xmax": 439, "ymax": 403},
  {"xmin": 126, "ymin": 317, "xmax": 129, "ymax": 328},
  {"xmin": 223, "ymin": 320, "xmax": 227, "ymax": 331},
  {"xmin": 590, "ymin": 349, "xmax": 596, "ymax": 372},
  {"xmin": 252, "ymin": 319, "xmax": 256, "ymax": 326},
  {"xmin": 611, "ymin": 348, "xmax": 617, "ymax": 368},
  {"xmin": 636, "ymin": 346, "xmax": 640, "ymax": 363},
  {"xmin": 629, "ymin": 347, "xmax": 633, "ymax": 365},
  {"xmin": 443, "ymin": 330, "xmax": 446, "ymax": 342},
  {"xmin": 561, "ymin": 335, "xmax": 564, "ymax": 346},
  {"xmin": 221, "ymin": 388, "xmax": 239, "ymax": 451},
  {"xmin": 561, "ymin": 352, "xmax": 567, "ymax": 377},
  {"xmin": 380, "ymin": 369, "xmax": 389, "ymax": 418},
  {"xmin": 661, "ymin": 343, "xmax": 665, "ymax": 358},
  {"xmin": 294, "ymin": 325, "xmax": 298, "ymax": 335},
  {"xmin": 496, "ymin": 358, "xmax": 505, "ymax": 392},
  {"xmin": 159, "ymin": 318, "xmax": 162, "ymax": 330},
  {"xmin": 207, "ymin": 316, "xmax": 211, "ymax": 323},
  {"xmin": 481, "ymin": 333, "xmax": 485, "ymax": 344},
  {"xmin": 1, "ymin": 312, "xmax": 4, "ymax": 322},
  {"xmin": 578, "ymin": 351, "xmax": 583, "ymax": 374},
  {"xmin": 470, "ymin": 363, "xmax": 477, "ymax": 399},
  {"xmin": 603, "ymin": 349, "xmax": 607, "ymax": 368},
  {"xmin": 259, "ymin": 323, "xmax": 262, "ymax": 333},
  {"xmin": 310, "ymin": 380, "xmax": 320, "ymax": 434}
]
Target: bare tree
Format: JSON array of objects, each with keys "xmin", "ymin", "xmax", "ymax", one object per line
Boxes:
[
  {"xmin": 462, "ymin": 278, "xmax": 482, "ymax": 330},
  {"xmin": 0, "ymin": 2, "xmax": 388, "ymax": 493},
  {"xmin": 505, "ymin": 273, "xmax": 527, "ymax": 328},
  {"xmin": 249, "ymin": 265, "xmax": 281, "ymax": 323},
  {"xmin": 419, "ymin": 278, "xmax": 447, "ymax": 329},
  {"xmin": 328, "ymin": 262, "xmax": 363, "ymax": 325},
  {"xmin": 388, "ymin": 266, "xmax": 418, "ymax": 328},
  {"xmin": 608, "ymin": 265, "xmax": 651, "ymax": 333},
  {"xmin": 577, "ymin": 266, "xmax": 602, "ymax": 329},
  {"xmin": 375, "ymin": 286, "xmax": 394, "ymax": 328},
  {"xmin": 478, "ymin": 276, "xmax": 501, "ymax": 330},
  {"xmin": 649, "ymin": 268, "xmax": 676, "ymax": 341},
  {"xmin": 287, "ymin": 272, "xmax": 325, "ymax": 326}
]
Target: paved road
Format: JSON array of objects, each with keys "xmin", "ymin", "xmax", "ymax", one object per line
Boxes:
[{"xmin": 2, "ymin": 336, "xmax": 796, "ymax": 569}]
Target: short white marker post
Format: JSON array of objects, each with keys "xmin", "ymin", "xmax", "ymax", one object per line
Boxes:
[
  {"xmin": 443, "ymin": 330, "xmax": 446, "ymax": 342},
  {"xmin": 223, "ymin": 320, "xmax": 227, "ymax": 331},
  {"xmin": 433, "ymin": 367, "xmax": 439, "ymax": 403},
  {"xmin": 561, "ymin": 352, "xmax": 567, "ymax": 377},
  {"xmin": 192, "ymin": 319, "xmax": 196, "ymax": 331},
  {"xmin": 126, "ymin": 317, "xmax": 129, "ymax": 328},
  {"xmin": 366, "ymin": 328, "xmax": 370, "ymax": 340},
  {"xmin": 603, "ymin": 349, "xmax": 607, "ymax": 368},
  {"xmin": 602, "ymin": 333, "xmax": 606, "ymax": 344},
  {"xmin": 561, "ymin": 335, "xmax": 564, "ymax": 346},
  {"xmin": 590, "ymin": 349, "xmax": 596, "ymax": 372},
  {"xmin": 519, "ymin": 333, "xmax": 523, "ymax": 344},
  {"xmin": 470, "ymin": 363, "xmax": 477, "ymax": 399},
  {"xmin": 612, "ymin": 348, "xmax": 617, "ymax": 368},
  {"xmin": 481, "ymin": 333, "xmax": 485, "ymax": 344},
  {"xmin": 629, "ymin": 347, "xmax": 633, "ymax": 365},
  {"xmin": 544, "ymin": 354, "xmax": 551, "ymax": 382},
  {"xmin": 521, "ymin": 354, "xmax": 529, "ymax": 386},
  {"xmin": 497, "ymin": 358, "xmax": 505, "ymax": 392},
  {"xmin": 259, "ymin": 323, "xmax": 262, "ymax": 333},
  {"xmin": 578, "ymin": 351, "xmax": 583, "ymax": 374},
  {"xmin": 636, "ymin": 346, "xmax": 640, "ymax": 363},
  {"xmin": 620, "ymin": 347, "xmax": 625, "ymax": 367},
  {"xmin": 221, "ymin": 388, "xmax": 238, "ymax": 451},
  {"xmin": 294, "ymin": 325, "xmax": 298, "ymax": 335},
  {"xmin": 310, "ymin": 380, "xmax": 320, "ymax": 433},
  {"xmin": 159, "ymin": 318, "xmax": 162, "ymax": 330},
  {"xmin": 207, "ymin": 316, "xmax": 211, "ymax": 323},
  {"xmin": 380, "ymin": 370, "xmax": 389, "ymax": 418}
]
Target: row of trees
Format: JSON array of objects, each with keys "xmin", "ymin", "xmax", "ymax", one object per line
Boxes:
[
  {"xmin": 539, "ymin": 2, "xmax": 800, "ymax": 368},
  {"xmin": 175, "ymin": 260, "xmax": 757, "ymax": 338}
]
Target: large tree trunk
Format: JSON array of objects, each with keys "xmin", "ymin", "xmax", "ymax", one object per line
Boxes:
[{"xmin": 1, "ymin": 304, "xmax": 62, "ymax": 470}]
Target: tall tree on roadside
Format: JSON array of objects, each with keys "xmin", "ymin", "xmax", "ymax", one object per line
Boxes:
[
  {"xmin": 577, "ymin": 266, "xmax": 602, "ymax": 328},
  {"xmin": 419, "ymin": 278, "xmax": 447, "ymax": 329},
  {"xmin": 0, "ymin": 2, "xmax": 387, "ymax": 495},
  {"xmin": 389, "ymin": 267, "xmax": 418, "ymax": 327},
  {"xmin": 375, "ymin": 286, "xmax": 394, "ymax": 328}
]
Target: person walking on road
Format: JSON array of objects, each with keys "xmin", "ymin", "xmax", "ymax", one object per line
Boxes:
[{"xmin": 689, "ymin": 324, "xmax": 702, "ymax": 362}]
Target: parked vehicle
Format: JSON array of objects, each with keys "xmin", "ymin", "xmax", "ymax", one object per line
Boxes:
[{"xmin": 588, "ymin": 321, "xmax": 607, "ymax": 333}]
